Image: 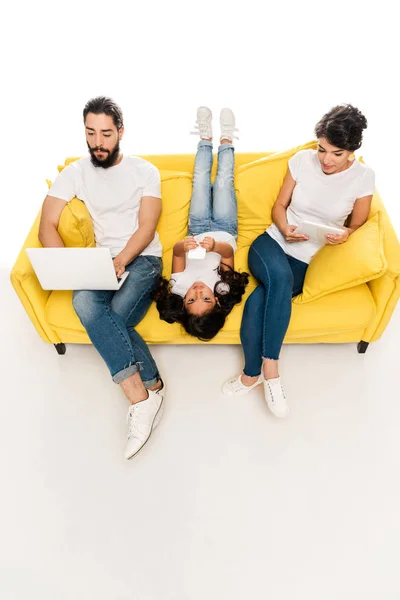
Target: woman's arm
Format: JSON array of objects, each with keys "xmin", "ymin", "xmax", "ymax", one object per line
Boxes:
[
  {"xmin": 271, "ymin": 170, "xmax": 309, "ymax": 242},
  {"xmin": 272, "ymin": 170, "xmax": 296, "ymax": 233},
  {"xmin": 347, "ymin": 195, "xmax": 373, "ymax": 233},
  {"xmin": 325, "ymin": 195, "xmax": 373, "ymax": 245}
]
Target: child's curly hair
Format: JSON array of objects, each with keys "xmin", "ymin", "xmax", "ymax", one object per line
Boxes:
[{"xmin": 153, "ymin": 265, "xmax": 249, "ymax": 341}]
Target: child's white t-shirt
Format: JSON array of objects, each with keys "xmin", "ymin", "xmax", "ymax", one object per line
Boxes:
[
  {"xmin": 266, "ymin": 149, "xmax": 375, "ymax": 264},
  {"xmin": 48, "ymin": 155, "xmax": 162, "ymax": 258},
  {"xmin": 170, "ymin": 231, "xmax": 237, "ymax": 297}
]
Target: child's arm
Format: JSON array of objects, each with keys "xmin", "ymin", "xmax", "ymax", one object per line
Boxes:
[
  {"xmin": 200, "ymin": 237, "xmax": 234, "ymax": 259},
  {"xmin": 172, "ymin": 237, "xmax": 198, "ymax": 273},
  {"xmin": 220, "ymin": 255, "xmax": 234, "ymax": 270}
]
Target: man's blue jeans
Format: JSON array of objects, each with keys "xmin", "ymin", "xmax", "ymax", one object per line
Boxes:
[
  {"xmin": 240, "ymin": 233, "xmax": 308, "ymax": 377},
  {"xmin": 72, "ymin": 255, "xmax": 162, "ymax": 386},
  {"xmin": 188, "ymin": 140, "xmax": 238, "ymax": 237}
]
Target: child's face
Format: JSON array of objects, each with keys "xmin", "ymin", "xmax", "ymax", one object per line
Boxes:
[{"xmin": 184, "ymin": 282, "xmax": 217, "ymax": 315}]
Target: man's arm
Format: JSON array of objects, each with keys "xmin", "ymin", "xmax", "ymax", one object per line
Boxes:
[
  {"xmin": 38, "ymin": 195, "xmax": 68, "ymax": 247},
  {"xmin": 113, "ymin": 195, "xmax": 162, "ymax": 276}
]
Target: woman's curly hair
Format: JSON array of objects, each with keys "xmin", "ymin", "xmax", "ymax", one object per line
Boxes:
[
  {"xmin": 153, "ymin": 265, "xmax": 249, "ymax": 341},
  {"xmin": 314, "ymin": 104, "xmax": 368, "ymax": 152}
]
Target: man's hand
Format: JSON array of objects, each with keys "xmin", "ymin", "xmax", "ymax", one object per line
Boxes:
[
  {"xmin": 282, "ymin": 225, "xmax": 309, "ymax": 243},
  {"xmin": 183, "ymin": 236, "xmax": 199, "ymax": 252},
  {"xmin": 325, "ymin": 228, "xmax": 350, "ymax": 245},
  {"xmin": 200, "ymin": 236, "xmax": 215, "ymax": 252},
  {"xmin": 113, "ymin": 253, "xmax": 129, "ymax": 278}
]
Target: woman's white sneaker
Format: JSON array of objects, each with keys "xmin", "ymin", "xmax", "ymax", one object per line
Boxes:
[
  {"xmin": 221, "ymin": 373, "xmax": 263, "ymax": 396},
  {"xmin": 263, "ymin": 377, "xmax": 289, "ymax": 418}
]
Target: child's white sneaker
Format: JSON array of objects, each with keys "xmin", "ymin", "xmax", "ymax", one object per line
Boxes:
[
  {"xmin": 190, "ymin": 106, "xmax": 213, "ymax": 140},
  {"xmin": 263, "ymin": 377, "xmax": 289, "ymax": 418},
  {"xmin": 221, "ymin": 373, "xmax": 263, "ymax": 396},
  {"xmin": 220, "ymin": 107, "xmax": 239, "ymax": 142}
]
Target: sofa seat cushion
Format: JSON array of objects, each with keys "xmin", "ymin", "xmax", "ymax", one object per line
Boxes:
[{"xmin": 46, "ymin": 282, "xmax": 375, "ymax": 345}]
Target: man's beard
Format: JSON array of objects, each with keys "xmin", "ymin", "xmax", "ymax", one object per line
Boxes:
[{"xmin": 88, "ymin": 141, "xmax": 120, "ymax": 168}]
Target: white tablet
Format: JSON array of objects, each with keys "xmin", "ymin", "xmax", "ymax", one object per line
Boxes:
[{"xmin": 294, "ymin": 221, "xmax": 344, "ymax": 245}]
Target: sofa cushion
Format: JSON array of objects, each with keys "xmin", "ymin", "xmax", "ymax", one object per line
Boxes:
[
  {"xmin": 235, "ymin": 140, "xmax": 317, "ymax": 249},
  {"xmin": 58, "ymin": 198, "xmax": 95, "ymax": 248},
  {"xmin": 294, "ymin": 212, "xmax": 387, "ymax": 304},
  {"xmin": 46, "ymin": 282, "xmax": 375, "ymax": 345}
]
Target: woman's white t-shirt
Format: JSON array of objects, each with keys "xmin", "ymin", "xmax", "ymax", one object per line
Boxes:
[
  {"xmin": 267, "ymin": 149, "xmax": 375, "ymax": 264},
  {"xmin": 170, "ymin": 231, "xmax": 237, "ymax": 297}
]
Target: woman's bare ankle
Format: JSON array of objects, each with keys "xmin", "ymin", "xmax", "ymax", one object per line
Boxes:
[
  {"xmin": 262, "ymin": 358, "xmax": 279, "ymax": 380},
  {"xmin": 241, "ymin": 373, "xmax": 260, "ymax": 387}
]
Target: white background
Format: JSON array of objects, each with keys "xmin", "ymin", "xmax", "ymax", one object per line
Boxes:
[
  {"xmin": 1, "ymin": 0, "xmax": 399, "ymax": 269},
  {"xmin": 1, "ymin": 2, "xmax": 400, "ymax": 599}
]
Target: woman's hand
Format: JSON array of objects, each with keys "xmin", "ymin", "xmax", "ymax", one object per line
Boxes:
[
  {"xmin": 325, "ymin": 228, "xmax": 351, "ymax": 245},
  {"xmin": 282, "ymin": 225, "xmax": 309, "ymax": 243},
  {"xmin": 200, "ymin": 236, "xmax": 215, "ymax": 252},
  {"xmin": 183, "ymin": 236, "xmax": 199, "ymax": 252}
]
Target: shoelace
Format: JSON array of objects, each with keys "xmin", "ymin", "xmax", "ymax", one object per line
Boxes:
[
  {"xmin": 230, "ymin": 377, "xmax": 246, "ymax": 391},
  {"xmin": 266, "ymin": 380, "xmax": 286, "ymax": 404}
]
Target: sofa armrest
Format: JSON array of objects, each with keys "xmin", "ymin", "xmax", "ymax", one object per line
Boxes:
[
  {"xmin": 369, "ymin": 190, "xmax": 400, "ymax": 277},
  {"xmin": 361, "ymin": 273, "xmax": 400, "ymax": 343},
  {"xmin": 10, "ymin": 211, "xmax": 60, "ymax": 344}
]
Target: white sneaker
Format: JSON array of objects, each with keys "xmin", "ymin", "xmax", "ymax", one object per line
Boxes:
[
  {"xmin": 220, "ymin": 108, "xmax": 239, "ymax": 142},
  {"xmin": 221, "ymin": 373, "xmax": 263, "ymax": 396},
  {"xmin": 190, "ymin": 106, "xmax": 213, "ymax": 140},
  {"xmin": 263, "ymin": 377, "xmax": 289, "ymax": 418},
  {"xmin": 124, "ymin": 387, "xmax": 165, "ymax": 459}
]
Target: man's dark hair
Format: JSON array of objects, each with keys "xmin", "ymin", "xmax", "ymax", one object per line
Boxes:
[
  {"xmin": 83, "ymin": 96, "xmax": 124, "ymax": 130},
  {"xmin": 314, "ymin": 104, "xmax": 368, "ymax": 152}
]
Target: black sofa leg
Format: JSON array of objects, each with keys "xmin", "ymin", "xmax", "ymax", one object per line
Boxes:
[
  {"xmin": 357, "ymin": 341, "xmax": 369, "ymax": 354},
  {"xmin": 54, "ymin": 343, "xmax": 66, "ymax": 355}
]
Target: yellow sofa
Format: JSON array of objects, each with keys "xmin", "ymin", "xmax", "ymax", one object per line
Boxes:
[{"xmin": 11, "ymin": 141, "xmax": 400, "ymax": 355}]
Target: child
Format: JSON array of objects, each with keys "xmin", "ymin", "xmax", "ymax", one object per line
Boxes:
[{"xmin": 154, "ymin": 107, "xmax": 248, "ymax": 341}]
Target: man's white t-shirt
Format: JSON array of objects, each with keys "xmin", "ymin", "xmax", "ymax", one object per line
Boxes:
[
  {"xmin": 49, "ymin": 155, "xmax": 162, "ymax": 258},
  {"xmin": 170, "ymin": 231, "xmax": 237, "ymax": 297},
  {"xmin": 267, "ymin": 149, "xmax": 375, "ymax": 264}
]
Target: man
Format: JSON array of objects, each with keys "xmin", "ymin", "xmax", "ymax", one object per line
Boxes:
[{"xmin": 39, "ymin": 96, "xmax": 165, "ymax": 459}]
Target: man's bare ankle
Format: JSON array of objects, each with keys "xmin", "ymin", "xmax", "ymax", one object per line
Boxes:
[{"xmin": 148, "ymin": 380, "xmax": 162, "ymax": 392}]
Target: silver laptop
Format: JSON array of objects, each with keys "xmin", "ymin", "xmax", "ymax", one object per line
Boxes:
[{"xmin": 26, "ymin": 247, "xmax": 130, "ymax": 290}]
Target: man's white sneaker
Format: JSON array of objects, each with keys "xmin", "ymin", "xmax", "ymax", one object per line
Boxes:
[
  {"xmin": 221, "ymin": 373, "xmax": 263, "ymax": 396},
  {"xmin": 263, "ymin": 377, "xmax": 289, "ymax": 418},
  {"xmin": 124, "ymin": 387, "xmax": 164, "ymax": 459},
  {"xmin": 190, "ymin": 106, "xmax": 213, "ymax": 140},
  {"xmin": 220, "ymin": 107, "xmax": 239, "ymax": 142}
]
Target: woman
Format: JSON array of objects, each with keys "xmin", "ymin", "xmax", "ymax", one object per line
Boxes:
[{"xmin": 222, "ymin": 104, "xmax": 375, "ymax": 417}]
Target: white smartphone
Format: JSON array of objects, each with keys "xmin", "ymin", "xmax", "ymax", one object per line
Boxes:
[
  {"xmin": 294, "ymin": 220, "xmax": 345, "ymax": 245},
  {"xmin": 188, "ymin": 246, "xmax": 206, "ymax": 259}
]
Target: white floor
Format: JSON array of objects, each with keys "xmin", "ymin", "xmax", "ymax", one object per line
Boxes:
[{"xmin": 1, "ymin": 268, "xmax": 400, "ymax": 600}]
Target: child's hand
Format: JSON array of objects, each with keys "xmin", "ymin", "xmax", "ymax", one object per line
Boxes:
[
  {"xmin": 200, "ymin": 237, "xmax": 215, "ymax": 252},
  {"xmin": 183, "ymin": 236, "xmax": 198, "ymax": 252}
]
